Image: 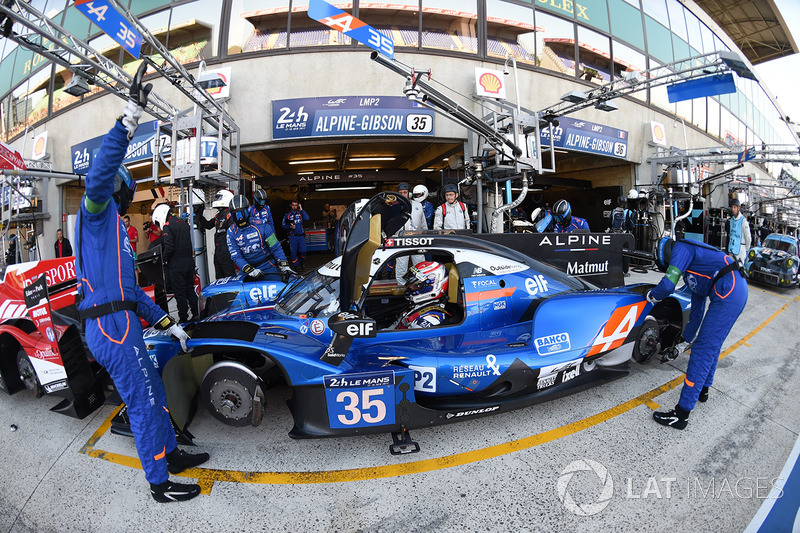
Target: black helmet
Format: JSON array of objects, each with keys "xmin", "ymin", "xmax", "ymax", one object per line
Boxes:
[
  {"xmin": 229, "ymin": 195, "xmax": 251, "ymax": 228},
  {"xmin": 655, "ymin": 236, "xmax": 675, "ymax": 272},
  {"xmin": 113, "ymin": 165, "xmax": 137, "ymax": 215},
  {"xmin": 553, "ymin": 199, "xmax": 572, "ymax": 227},
  {"xmin": 730, "ymin": 198, "xmax": 740, "ymax": 208},
  {"xmin": 254, "ymin": 188, "xmax": 268, "ymax": 208},
  {"xmin": 397, "ymin": 182, "xmax": 410, "ymax": 192},
  {"xmin": 443, "ymin": 183, "xmax": 458, "ymax": 194}
]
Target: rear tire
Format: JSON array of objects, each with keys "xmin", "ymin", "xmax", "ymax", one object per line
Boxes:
[
  {"xmin": 632, "ymin": 316, "xmax": 660, "ymax": 363},
  {"xmin": 16, "ymin": 349, "xmax": 43, "ymax": 398}
]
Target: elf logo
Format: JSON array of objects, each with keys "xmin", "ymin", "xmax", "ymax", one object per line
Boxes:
[
  {"xmin": 346, "ymin": 322, "xmax": 373, "ymax": 337},
  {"xmin": 525, "ymin": 275, "xmax": 549, "ymax": 296}
]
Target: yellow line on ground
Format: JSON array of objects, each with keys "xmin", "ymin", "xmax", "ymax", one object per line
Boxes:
[{"xmin": 82, "ymin": 297, "xmax": 793, "ymax": 489}]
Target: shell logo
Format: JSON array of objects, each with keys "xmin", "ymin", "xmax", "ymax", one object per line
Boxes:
[
  {"xmin": 33, "ymin": 136, "xmax": 46, "ymax": 156},
  {"xmin": 653, "ymin": 123, "xmax": 665, "ymax": 143},
  {"xmin": 479, "ymin": 72, "xmax": 503, "ymax": 94}
]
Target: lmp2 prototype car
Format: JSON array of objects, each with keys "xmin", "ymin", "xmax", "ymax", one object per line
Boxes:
[
  {"xmin": 144, "ymin": 193, "xmax": 691, "ymax": 449},
  {"xmin": 744, "ymin": 233, "xmax": 799, "ymax": 288}
]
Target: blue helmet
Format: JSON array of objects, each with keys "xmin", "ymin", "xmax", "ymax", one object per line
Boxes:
[
  {"xmin": 553, "ymin": 199, "xmax": 572, "ymax": 227},
  {"xmin": 113, "ymin": 165, "xmax": 137, "ymax": 215},
  {"xmin": 254, "ymin": 188, "xmax": 268, "ymax": 208},
  {"xmin": 229, "ymin": 195, "xmax": 251, "ymax": 228},
  {"xmin": 656, "ymin": 236, "xmax": 675, "ymax": 272}
]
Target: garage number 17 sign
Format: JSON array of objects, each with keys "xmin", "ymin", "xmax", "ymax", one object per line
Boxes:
[{"xmin": 75, "ymin": 0, "xmax": 142, "ymax": 58}]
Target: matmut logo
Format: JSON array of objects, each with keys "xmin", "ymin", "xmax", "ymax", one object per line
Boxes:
[{"xmin": 587, "ymin": 301, "xmax": 646, "ymax": 356}]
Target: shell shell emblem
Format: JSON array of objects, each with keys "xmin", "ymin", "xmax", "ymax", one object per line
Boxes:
[{"xmin": 479, "ymin": 73, "xmax": 503, "ymax": 94}]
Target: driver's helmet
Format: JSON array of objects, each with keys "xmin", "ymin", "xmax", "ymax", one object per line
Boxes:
[
  {"xmin": 229, "ymin": 195, "xmax": 251, "ymax": 228},
  {"xmin": 212, "ymin": 189, "xmax": 234, "ymax": 209},
  {"xmin": 655, "ymin": 236, "xmax": 675, "ymax": 273},
  {"xmin": 253, "ymin": 188, "xmax": 269, "ymax": 208},
  {"xmin": 404, "ymin": 260, "xmax": 448, "ymax": 305},
  {"xmin": 552, "ymin": 199, "xmax": 572, "ymax": 228},
  {"xmin": 412, "ymin": 184, "xmax": 429, "ymax": 203}
]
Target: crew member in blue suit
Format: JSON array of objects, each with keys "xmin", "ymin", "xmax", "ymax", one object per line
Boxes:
[
  {"xmin": 227, "ymin": 195, "xmax": 291, "ymax": 280},
  {"xmin": 552, "ymin": 199, "xmax": 590, "ymax": 233},
  {"xmin": 74, "ymin": 63, "xmax": 208, "ymax": 502},
  {"xmin": 282, "ymin": 199, "xmax": 309, "ymax": 270},
  {"xmin": 648, "ymin": 236, "xmax": 748, "ymax": 430},
  {"xmin": 250, "ymin": 188, "xmax": 275, "ymax": 230}
]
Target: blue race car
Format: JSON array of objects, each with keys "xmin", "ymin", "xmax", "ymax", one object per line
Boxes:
[
  {"xmin": 744, "ymin": 233, "xmax": 799, "ymax": 289},
  {"xmin": 144, "ymin": 193, "xmax": 690, "ymax": 448}
]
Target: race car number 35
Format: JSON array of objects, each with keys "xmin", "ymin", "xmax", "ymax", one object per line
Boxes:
[{"xmin": 324, "ymin": 371, "xmax": 396, "ymax": 429}]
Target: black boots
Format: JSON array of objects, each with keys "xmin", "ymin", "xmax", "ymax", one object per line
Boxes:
[
  {"xmin": 698, "ymin": 386, "xmax": 710, "ymax": 402},
  {"xmin": 150, "ymin": 481, "xmax": 201, "ymax": 503},
  {"xmin": 653, "ymin": 405, "xmax": 690, "ymax": 430},
  {"xmin": 167, "ymin": 448, "xmax": 210, "ymax": 474}
]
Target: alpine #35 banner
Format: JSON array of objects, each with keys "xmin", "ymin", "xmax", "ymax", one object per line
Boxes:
[
  {"xmin": 308, "ymin": 0, "xmax": 394, "ymax": 58},
  {"xmin": 273, "ymin": 96, "xmax": 434, "ymax": 139}
]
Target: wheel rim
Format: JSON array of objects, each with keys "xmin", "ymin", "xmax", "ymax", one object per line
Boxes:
[{"xmin": 17, "ymin": 351, "xmax": 43, "ymax": 398}]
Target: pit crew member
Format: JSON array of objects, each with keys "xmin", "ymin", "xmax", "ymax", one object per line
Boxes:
[
  {"xmin": 433, "ymin": 184, "xmax": 470, "ymax": 230},
  {"xmin": 195, "ymin": 189, "xmax": 236, "ymax": 279},
  {"xmin": 227, "ymin": 195, "xmax": 290, "ymax": 280},
  {"xmin": 251, "ymin": 187, "xmax": 275, "ymax": 231},
  {"xmin": 649, "ymin": 237, "xmax": 748, "ymax": 430},
  {"xmin": 74, "ymin": 63, "xmax": 208, "ymax": 502},
  {"xmin": 394, "ymin": 182, "xmax": 427, "ymax": 283},
  {"xmin": 282, "ymin": 200, "xmax": 309, "ymax": 271},
  {"xmin": 726, "ymin": 198, "xmax": 751, "ymax": 264},
  {"xmin": 154, "ymin": 203, "xmax": 199, "ymax": 323},
  {"xmin": 552, "ymin": 199, "xmax": 590, "ymax": 233}
]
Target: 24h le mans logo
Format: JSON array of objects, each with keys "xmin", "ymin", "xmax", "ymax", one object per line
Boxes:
[{"xmin": 557, "ymin": 459, "xmax": 614, "ymax": 516}]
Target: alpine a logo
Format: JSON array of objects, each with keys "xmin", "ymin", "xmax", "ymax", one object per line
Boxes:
[{"xmin": 445, "ymin": 405, "xmax": 500, "ymax": 419}]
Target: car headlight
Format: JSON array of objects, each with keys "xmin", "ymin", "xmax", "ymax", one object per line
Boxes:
[
  {"xmin": 786, "ymin": 257, "xmax": 795, "ymax": 269},
  {"xmin": 748, "ymin": 249, "xmax": 756, "ymax": 260}
]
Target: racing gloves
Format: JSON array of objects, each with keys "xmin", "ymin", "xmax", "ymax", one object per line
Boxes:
[
  {"xmin": 646, "ymin": 290, "xmax": 660, "ymax": 305},
  {"xmin": 242, "ymin": 264, "xmax": 263, "ymax": 279},
  {"xmin": 120, "ymin": 62, "xmax": 153, "ymax": 140},
  {"xmin": 278, "ymin": 259, "xmax": 292, "ymax": 274},
  {"xmin": 154, "ymin": 315, "xmax": 192, "ymax": 352}
]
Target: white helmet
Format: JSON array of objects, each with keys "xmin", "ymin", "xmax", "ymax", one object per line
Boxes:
[
  {"xmin": 628, "ymin": 188, "xmax": 639, "ymax": 199},
  {"xmin": 212, "ymin": 189, "xmax": 234, "ymax": 209},
  {"xmin": 404, "ymin": 261, "xmax": 448, "ymax": 305},
  {"xmin": 412, "ymin": 184, "xmax": 429, "ymax": 203},
  {"xmin": 152, "ymin": 203, "xmax": 172, "ymax": 229}
]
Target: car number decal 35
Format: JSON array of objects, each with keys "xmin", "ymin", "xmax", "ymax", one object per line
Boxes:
[{"xmin": 323, "ymin": 371, "xmax": 395, "ymax": 429}]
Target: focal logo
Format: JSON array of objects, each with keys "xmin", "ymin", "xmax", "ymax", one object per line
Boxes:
[{"xmin": 557, "ymin": 459, "xmax": 614, "ymax": 516}]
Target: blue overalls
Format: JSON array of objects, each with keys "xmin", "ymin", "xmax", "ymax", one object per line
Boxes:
[
  {"xmin": 226, "ymin": 222, "xmax": 287, "ymax": 277},
  {"xmin": 554, "ymin": 216, "xmax": 590, "ymax": 233},
  {"xmin": 75, "ymin": 121, "xmax": 176, "ymax": 485},
  {"xmin": 250, "ymin": 205, "xmax": 275, "ymax": 231},
  {"xmin": 651, "ymin": 239, "xmax": 748, "ymax": 411},
  {"xmin": 282, "ymin": 209, "xmax": 309, "ymax": 269}
]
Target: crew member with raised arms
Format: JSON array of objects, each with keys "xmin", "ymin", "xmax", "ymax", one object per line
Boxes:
[{"xmin": 74, "ymin": 63, "xmax": 208, "ymax": 503}]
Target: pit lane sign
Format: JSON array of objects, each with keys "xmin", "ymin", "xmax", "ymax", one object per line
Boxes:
[
  {"xmin": 540, "ymin": 117, "xmax": 628, "ymax": 159},
  {"xmin": 273, "ymin": 96, "xmax": 434, "ymax": 139},
  {"xmin": 75, "ymin": 0, "xmax": 143, "ymax": 58}
]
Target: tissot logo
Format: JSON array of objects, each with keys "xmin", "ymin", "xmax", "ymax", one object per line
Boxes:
[{"xmin": 388, "ymin": 237, "xmax": 433, "ymax": 247}]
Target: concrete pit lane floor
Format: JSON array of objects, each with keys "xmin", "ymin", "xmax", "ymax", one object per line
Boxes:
[{"xmin": 0, "ymin": 270, "xmax": 798, "ymax": 532}]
